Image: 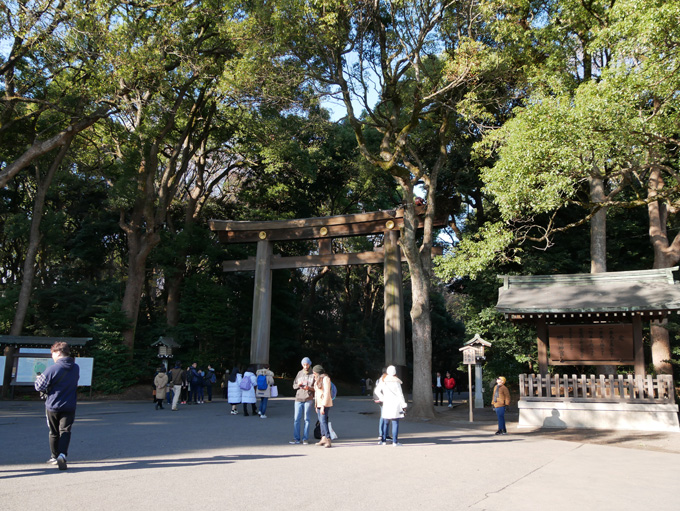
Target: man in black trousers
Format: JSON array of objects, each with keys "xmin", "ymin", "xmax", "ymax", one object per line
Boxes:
[{"xmin": 34, "ymin": 341, "xmax": 80, "ymax": 470}]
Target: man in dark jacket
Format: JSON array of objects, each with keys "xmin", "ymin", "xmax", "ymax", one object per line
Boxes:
[{"xmin": 34, "ymin": 341, "xmax": 80, "ymax": 470}]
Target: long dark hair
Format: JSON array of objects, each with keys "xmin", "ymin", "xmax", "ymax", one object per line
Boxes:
[{"xmin": 229, "ymin": 366, "xmax": 240, "ymax": 383}]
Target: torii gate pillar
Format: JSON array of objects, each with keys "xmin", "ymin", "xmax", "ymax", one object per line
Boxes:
[
  {"xmin": 251, "ymin": 240, "xmax": 273, "ymax": 364},
  {"xmin": 384, "ymin": 230, "xmax": 405, "ymax": 367}
]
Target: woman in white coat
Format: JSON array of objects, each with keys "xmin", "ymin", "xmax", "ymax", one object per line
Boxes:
[
  {"xmin": 375, "ymin": 365, "xmax": 407, "ymax": 446},
  {"xmin": 241, "ymin": 365, "xmax": 258, "ymax": 416},
  {"xmin": 227, "ymin": 366, "xmax": 242, "ymax": 415}
]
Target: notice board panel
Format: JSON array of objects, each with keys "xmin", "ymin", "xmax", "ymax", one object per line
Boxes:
[{"xmin": 548, "ymin": 323, "xmax": 634, "ymax": 365}]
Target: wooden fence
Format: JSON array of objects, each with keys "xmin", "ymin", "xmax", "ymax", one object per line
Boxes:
[{"xmin": 519, "ymin": 374, "xmax": 676, "ymax": 404}]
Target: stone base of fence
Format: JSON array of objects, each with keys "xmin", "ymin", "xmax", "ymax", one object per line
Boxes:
[{"xmin": 518, "ymin": 399, "xmax": 680, "ymax": 432}]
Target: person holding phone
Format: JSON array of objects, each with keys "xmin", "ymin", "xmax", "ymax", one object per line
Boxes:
[{"xmin": 290, "ymin": 357, "xmax": 315, "ymax": 444}]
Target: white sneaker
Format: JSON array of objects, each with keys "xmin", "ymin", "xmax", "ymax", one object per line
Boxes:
[
  {"xmin": 393, "ymin": 442, "xmax": 403, "ymax": 447},
  {"xmin": 448, "ymin": 404, "xmax": 453, "ymax": 408},
  {"xmin": 260, "ymin": 414, "xmax": 267, "ymax": 419},
  {"xmin": 289, "ymin": 440, "xmax": 300, "ymax": 444}
]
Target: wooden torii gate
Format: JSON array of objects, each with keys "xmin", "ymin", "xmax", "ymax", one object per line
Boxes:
[{"xmin": 209, "ymin": 207, "xmax": 444, "ymax": 367}]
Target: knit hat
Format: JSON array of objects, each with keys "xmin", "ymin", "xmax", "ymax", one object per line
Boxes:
[
  {"xmin": 386, "ymin": 365, "xmax": 397, "ymax": 376},
  {"xmin": 497, "ymin": 376, "xmax": 506, "ymax": 385},
  {"xmin": 301, "ymin": 357, "xmax": 312, "ymax": 366},
  {"xmin": 312, "ymin": 365, "xmax": 325, "ymax": 375}
]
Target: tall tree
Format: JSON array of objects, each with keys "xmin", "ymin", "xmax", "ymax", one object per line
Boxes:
[{"xmin": 254, "ymin": 0, "xmax": 506, "ymax": 417}]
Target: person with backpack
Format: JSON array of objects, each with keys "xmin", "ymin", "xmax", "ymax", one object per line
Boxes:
[
  {"xmin": 240, "ymin": 365, "xmax": 258, "ymax": 416},
  {"xmin": 444, "ymin": 371, "xmax": 456, "ymax": 408},
  {"xmin": 312, "ymin": 364, "xmax": 334, "ymax": 448},
  {"xmin": 205, "ymin": 365, "xmax": 217, "ymax": 402},
  {"xmin": 227, "ymin": 366, "xmax": 242, "ymax": 415},
  {"xmin": 375, "ymin": 365, "xmax": 407, "ymax": 446},
  {"xmin": 255, "ymin": 364, "xmax": 276, "ymax": 418}
]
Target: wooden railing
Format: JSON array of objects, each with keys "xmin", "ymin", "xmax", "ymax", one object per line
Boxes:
[{"xmin": 519, "ymin": 374, "xmax": 676, "ymax": 404}]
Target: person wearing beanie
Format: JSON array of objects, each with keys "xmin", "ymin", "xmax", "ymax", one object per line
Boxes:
[
  {"xmin": 374, "ymin": 365, "xmax": 408, "ymax": 446},
  {"xmin": 290, "ymin": 357, "xmax": 315, "ymax": 444},
  {"xmin": 491, "ymin": 376, "xmax": 511, "ymax": 435},
  {"xmin": 312, "ymin": 365, "xmax": 334, "ymax": 448}
]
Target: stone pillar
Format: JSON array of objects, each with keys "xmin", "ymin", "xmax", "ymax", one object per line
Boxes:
[
  {"xmin": 250, "ymin": 240, "xmax": 273, "ymax": 364},
  {"xmin": 383, "ymin": 230, "xmax": 406, "ymax": 367},
  {"xmin": 474, "ymin": 363, "xmax": 484, "ymax": 408}
]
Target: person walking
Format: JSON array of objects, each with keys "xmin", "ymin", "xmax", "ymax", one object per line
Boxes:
[
  {"xmin": 168, "ymin": 362, "xmax": 185, "ymax": 411},
  {"xmin": 241, "ymin": 365, "xmax": 258, "ymax": 416},
  {"xmin": 34, "ymin": 341, "xmax": 81, "ymax": 470},
  {"xmin": 227, "ymin": 366, "xmax": 242, "ymax": 415},
  {"xmin": 255, "ymin": 364, "xmax": 275, "ymax": 418},
  {"xmin": 375, "ymin": 365, "xmax": 407, "ymax": 446},
  {"xmin": 444, "ymin": 371, "xmax": 456, "ymax": 408},
  {"xmin": 492, "ymin": 376, "xmax": 511, "ymax": 435},
  {"xmin": 290, "ymin": 357, "xmax": 314, "ymax": 444},
  {"xmin": 154, "ymin": 367, "xmax": 169, "ymax": 410},
  {"xmin": 312, "ymin": 364, "xmax": 334, "ymax": 448}
]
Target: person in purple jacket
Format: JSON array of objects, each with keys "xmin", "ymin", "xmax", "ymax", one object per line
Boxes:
[{"xmin": 34, "ymin": 341, "xmax": 80, "ymax": 470}]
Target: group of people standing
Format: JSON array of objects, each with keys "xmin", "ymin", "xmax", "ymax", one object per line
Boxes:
[
  {"xmin": 290, "ymin": 357, "xmax": 335, "ymax": 447},
  {"xmin": 153, "ymin": 362, "xmax": 217, "ymax": 410},
  {"xmin": 227, "ymin": 364, "xmax": 276, "ymax": 418},
  {"xmin": 35, "ymin": 341, "xmax": 512, "ymax": 471}
]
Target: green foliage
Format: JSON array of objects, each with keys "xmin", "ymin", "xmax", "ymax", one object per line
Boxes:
[{"xmin": 86, "ymin": 305, "xmax": 140, "ymax": 394}]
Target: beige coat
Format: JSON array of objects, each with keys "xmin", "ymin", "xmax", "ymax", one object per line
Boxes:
[
  {"xmin": 154, "ymin": 373, "xmax": 169, "ymax": 400},
  {"xmin": 314, "ymin": 375, "xmax": 333, "ymax": 408}
]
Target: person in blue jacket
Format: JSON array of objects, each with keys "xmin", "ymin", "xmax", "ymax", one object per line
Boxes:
[{"xmin": 34, "ymin": 341, "xmax": 80, "ymax": 470}]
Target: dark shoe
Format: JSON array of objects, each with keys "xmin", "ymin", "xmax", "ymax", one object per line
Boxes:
[
  {"xmin": 495, "ymin": 430, "xmax": 502, "ymax": 435},
  {"xmin": 502, "ymin": 430, "xmax": 508, "ymax": 435},
  {"xmin": 57, "ymin": 454, "xmax": 67, "ymax": 470},
  {"xmin": 244, "ymin": 412, "xmax": 249, "ymax": 416}
]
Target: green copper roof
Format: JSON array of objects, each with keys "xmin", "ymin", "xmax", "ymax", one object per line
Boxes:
[{"xmin": 496, "ymin": 268, "xmax": 680, "ymax": 314}]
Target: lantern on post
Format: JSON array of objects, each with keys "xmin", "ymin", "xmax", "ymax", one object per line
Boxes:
[
  {"xmin": 151, "ymin": 336, "xmax": 180, "ymax": 371},
  {"xmin": 459, "ymin": 334, "xmax": 492, "ymax": 420}
]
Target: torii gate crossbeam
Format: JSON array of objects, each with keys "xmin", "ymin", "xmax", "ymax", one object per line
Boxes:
[{"xmin": 209, "ymin": 207, "xmax": 445, "ymax": 367}]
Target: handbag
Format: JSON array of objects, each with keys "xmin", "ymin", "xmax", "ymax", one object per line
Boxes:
[
  {"xmin": 328, "ymin": 422, "xmax": 338, "ymax": 440},
  {"xmin": 270, "ymin": 385, "xmax": 278, "ymax": 398}
]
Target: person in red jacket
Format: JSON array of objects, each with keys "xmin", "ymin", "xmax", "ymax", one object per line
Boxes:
[{"xmin": 444, "ymin": 372, "xmax": 456, "ymax": 408}]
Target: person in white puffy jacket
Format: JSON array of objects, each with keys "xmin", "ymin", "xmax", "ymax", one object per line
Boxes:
[
  {"xmin": 374, "ymin": 365, "xmax": 407, "ymax": 446},
  {"xmin": 227, "ymin": 366, "xmax": 242, "ymax": 415},
  {"xmin": 240, "ymin": 365, "xmax": 258, "ymax": 416}
]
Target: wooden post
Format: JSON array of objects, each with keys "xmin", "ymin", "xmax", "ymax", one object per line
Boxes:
[
  {"xmin": 468, "ymin": 364, "xmax": 474, "ymax": 422},
  {"xmin": 383, "ymin": 230, "xmax": 405, "ymax": 367},
  {"xmin": 632, "ymin": 314, "xmax": 645, "ymax": 377},
  {"xmin": 536, "ymin": 317, "xmax": 548, "ymax": 376},
  {"xmin": 250, "ymin": 240, "xmax": 273, "ymax": 364}
]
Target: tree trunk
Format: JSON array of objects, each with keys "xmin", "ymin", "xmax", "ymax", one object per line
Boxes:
[
  {"xmin": 120, "ymin": 225, "xmax": 161, "ymax": 351},
  {"xmin": 589, "ymin": 173, "xmax": 616, "ymax": 374},
  {"xmin": 10, "ymin": 140, "xmax": 71, "ymax": 335},
  {"xmin": 647, "ymin": 166, "xmax": 679, "ymax": 374},
  {"xmin": 589, "ymin": 174, "xmax": 607, "ymax": 274},
  {"xmin": 399, "ymin": 184, "xmax": 435, "ymax": 419}
]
